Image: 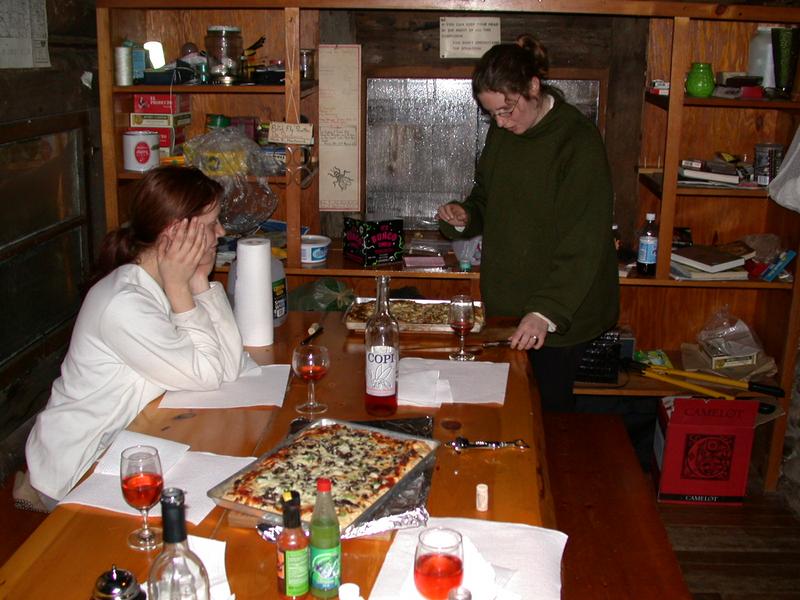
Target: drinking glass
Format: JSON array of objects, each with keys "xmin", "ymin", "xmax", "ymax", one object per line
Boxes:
[
  {"xmin": 448, "ymin": 295, "xmax": 476, "ymax": 361},
  {"xmin": 292, "ymin": 344, "xmax": 330, "ymax": 414},
  {"xmin": 120, "ymin": 445, "xmax": 163, "ymax": 551},
  {"xmin": 414, "ymin": 527, "xmax": 464, "ymax": 600}
]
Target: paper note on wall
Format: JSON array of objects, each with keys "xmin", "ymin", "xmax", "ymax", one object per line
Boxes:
[
  {"xmin": 319, "ymin": 44, "xmax": 361, "ymax": 211},
  {"xmin": 439, "ymin": 16, "xmax": 501, "ymax": 59},
  {"xmin": 0, "ymin": 0, "xmax": 51, "ymax": 69}
]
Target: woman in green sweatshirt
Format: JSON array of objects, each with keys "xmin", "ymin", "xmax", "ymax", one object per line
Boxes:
[{"xmin": 438, "ymin": 34, "xmax": 619, "ymax": 412}]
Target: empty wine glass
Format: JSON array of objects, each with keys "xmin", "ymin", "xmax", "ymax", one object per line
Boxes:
[
  {"xmin": 414, "ymin": 527, "xmax": 464, "ymax": 600},
  {"xmin": 292, "ymin": 344, "xmax": 330, "ymax": 414},
  {"xmin": 120, "ymin": 445, "xmax": 163, "ymax": 551},
  {"xmin": 448, "ymin": 295, "xmax": 476, "ymax": 361}
]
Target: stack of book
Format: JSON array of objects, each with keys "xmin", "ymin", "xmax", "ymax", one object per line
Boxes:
[
  {"xmin": 677, "ymin": 156, "xmax": 751, "ymax": 187},
  {"xmin": 670, "ymin": 243, "xmax": 752, "ymax": 281}
]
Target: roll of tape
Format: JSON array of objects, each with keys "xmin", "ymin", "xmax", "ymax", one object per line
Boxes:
[
  {"xmin": 122, "ymin": 130, "xmax": 160, "ymax": 172},
  {"xmin": 114, "ymin": 46, "xmax": 133, "ymax": 86}
]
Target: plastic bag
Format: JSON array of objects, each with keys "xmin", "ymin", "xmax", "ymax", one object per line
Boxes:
[
  {"xmin": 183, "ymin": 128, "xmax": 278, "ymax": 234},
  {"xmin": 451, "ymin": 235, "xmax": 482, "ymax": 270},
  {"xmin": 768, "ymin": 124, "xmax": 800, "ymax": 213},
  {"xmin": 288, "ymin": 278, "xmax": 355, "ymax": 311},
  {"xmin": 696, "ymin": 306, "xmax": 763, "ymax": 359}
]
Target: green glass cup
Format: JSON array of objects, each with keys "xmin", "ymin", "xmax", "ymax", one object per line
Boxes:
[{"xmin": 685, "ymin": 62, "xmax": 715, "ymax": 98}]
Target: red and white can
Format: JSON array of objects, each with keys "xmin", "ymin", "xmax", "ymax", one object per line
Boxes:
[{"xmin": 122, "ymin": 130, "xmax": 159, "ymax": 172}]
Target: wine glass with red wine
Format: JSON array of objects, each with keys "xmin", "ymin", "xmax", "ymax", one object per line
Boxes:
[
  {"xmin": 292, "ymin": 344, "xmax": 330, "ymax": 414},
  {"xmin": 414, "ymin": 527, "xmax": 464, "ymax": 600},
  {"xmin": 120, "ymin": 445, "xmax": 163, "ymax": 551},
  {"xmin": 448, "ymin": 295, "xmax": 476, "ymax": 361}
]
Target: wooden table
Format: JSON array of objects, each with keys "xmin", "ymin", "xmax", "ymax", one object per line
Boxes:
[{"xmin": 0, "ymin": 312, "xmax": 554, "ymax": 599}]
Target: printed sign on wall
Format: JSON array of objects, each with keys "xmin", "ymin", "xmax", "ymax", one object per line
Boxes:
[{"xmin": 439, "ymin": 17, "xmax": 500, "ymax": 59}]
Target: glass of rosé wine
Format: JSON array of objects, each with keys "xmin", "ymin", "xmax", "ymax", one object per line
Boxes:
[
  {"xmin": 414, "ymin": 527, "xmax": 464, "ymax": 600},
  {"xmin": 292, "ymin": 344, "xmax": 330, "ymax": 415},
  {"xmin": 448, "ymin": 295, "xmax": 476, "ymax": 361},
  {"xmin": 120, "ymin": 445, "xmax": 163, "ymax": 550}
]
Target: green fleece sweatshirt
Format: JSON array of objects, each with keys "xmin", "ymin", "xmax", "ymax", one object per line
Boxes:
[{"xmin": 441, "ymin": 93, "xmax": 619, "ymax": 347}]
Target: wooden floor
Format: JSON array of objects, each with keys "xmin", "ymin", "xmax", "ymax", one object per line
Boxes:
[{"xmin": 1, "ymin": 467, "xmax": 799, "ymax": 599}]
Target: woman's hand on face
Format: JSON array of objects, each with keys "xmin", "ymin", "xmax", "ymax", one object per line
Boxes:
[
  {"xmin": 510, "ymin": 312, "xmax": 548, "ymax": 350},
  {"xmin": 436, "ymin": 203, "xmax": 469, "ymax": 228},
  {"xmin": 157, "ymin": 218, "xmax": 207, "ymax": 293}
]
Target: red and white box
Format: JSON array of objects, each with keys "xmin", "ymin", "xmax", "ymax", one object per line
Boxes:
[
  {"xmin": 133, "ymin": 93, "xmax": 191, "ymax": 114},
  {"xmin": 653, "ymin": 396, "xmax": 758, "ymax": 505},
  {"xmin": 129, "ymin": 126, "xmax": 186, "ymax": 157}
]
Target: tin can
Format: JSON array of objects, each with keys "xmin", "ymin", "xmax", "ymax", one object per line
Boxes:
[
  {"xmin": 122, "ymin": 130, "xmax": 159, "ymax": 172},
  {"xmin": 754, "ymin": 142, "xmax": 783, "ymax": 185}
]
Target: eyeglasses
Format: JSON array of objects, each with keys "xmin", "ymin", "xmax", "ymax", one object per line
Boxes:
[{"xmin": 486, "ymin": 95, "xmax": 521, "ymax": 120}]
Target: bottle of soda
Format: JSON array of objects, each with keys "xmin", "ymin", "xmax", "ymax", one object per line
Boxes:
[
  {"xmin": 364, "ymin": 275, "xmax": 399, "ymax": 416},
  {"xmin": 277, "ymin": 490, "xmax": 309, "ymax": 599},
  {"xmin": 310, "ymin": 478, "xmax": 341, "ymax": 599},
  {"xmin": 636, "ymin": 212, "xmax": 658, "ymax": 276}
]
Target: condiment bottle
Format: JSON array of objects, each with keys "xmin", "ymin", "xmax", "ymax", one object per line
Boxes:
[
  {"xmin": 148, "ymin": 488, "xmax": 211, "ymax": 600},
  {"xmin": 277, "ymin": 490, "xmax": 310, "ymax": 599},
  {"xmin": 636, "ymin": 213, "xmax": 658, "ymax": 276},
  {"xmin": 309, "ymin": 478, "xmax": 341, "ymax": 598},
  {"xmin": 364, "ymin": 275, "xmax": 399, "ymax": 416}
]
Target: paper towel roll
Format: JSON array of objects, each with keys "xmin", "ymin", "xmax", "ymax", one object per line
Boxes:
[{"xmin": 234, "ymin": 237, "xmax": 274, "ymax": 346}]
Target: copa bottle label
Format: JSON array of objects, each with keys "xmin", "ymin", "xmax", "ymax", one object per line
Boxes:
[{"xmin": 366, "ymin": 346, "xmax": 397, "ymax": 396}]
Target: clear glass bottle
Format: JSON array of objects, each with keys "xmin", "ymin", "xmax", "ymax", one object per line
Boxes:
[
  {"xmin": 310, "ymin": 478, "xmax": 341, "ymax": 599},
  {"xmin": 636, "ymin": 213, "xmax": 658, "ymax": 277},
  {"xmin": 364, "ymin": 275, "xmax": 399, "ymax": 416},
  {"xmin": 147, "ymin": 488, "xmax": 210, "ymax": 600}
]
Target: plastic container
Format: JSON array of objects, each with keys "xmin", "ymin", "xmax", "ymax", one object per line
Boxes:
[
  {"xmin": 205, "ymin": 26, "xmax": 243, "ymax": 84},
  {"xmin": 310, "ymin": 478, "xmax": 341, "ymax": 598},
  {"xmin": 301, "ymin": 235, "xmax": 331, "ymax": 264},
  {"xmin": 748, "ymin": 25, "xmax": 776, "ymax": 89},
  {"xmin": 636, "ymin": 213, "xmax": 658, "ymax": 276}
]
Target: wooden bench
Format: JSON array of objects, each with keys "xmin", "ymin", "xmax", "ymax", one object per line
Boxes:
[{"xmin": 544, "ymin": 413, "xmax": 691, "ymax": 599}]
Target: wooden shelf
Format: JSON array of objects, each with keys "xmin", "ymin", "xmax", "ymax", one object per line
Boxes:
[
  {"xmin": 117, "ymin": 169, "xmax": 288, "ymax": 186},
  {"xmin": 112, "ymin": 82, "xmax": 318, "ymax": 97},
  {"xmin": 645, "ymin": 92, "xmax": 800, "ymax": 110},
  {"xmin": 640, "ymin": 172, "xmax": 769, "ymax": 198}
]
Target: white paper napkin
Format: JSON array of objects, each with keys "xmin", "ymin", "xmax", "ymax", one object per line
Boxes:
[
  {"xmin": 187, "ymin": 535, "xmax": 235, "ymax": 600},
  {"xmin": 61, "ymin": 451, "xmax": 253, "ymax": 525},
  {"xmin": 95, "ymin": 430, "xmax": 190, "ymax": 476},
  {"xmin": 369, "ymin": 517, "xmax": 567, "ymax": 600},
  {"xmin": 398, "ymin": 369, "xmax": 441, "ymax": 407},
  {"xmin": 398, "ymin": 359, "xmax": 509, "ymax": 405},
  {"xmin": 160, "ymin": 365, "xmax": 290, "ymax": 409}
]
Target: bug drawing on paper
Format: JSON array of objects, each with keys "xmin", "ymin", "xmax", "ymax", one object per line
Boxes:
[{"xmin": 328, "ymin": 166, "xmax": 353, "ymax": 191}]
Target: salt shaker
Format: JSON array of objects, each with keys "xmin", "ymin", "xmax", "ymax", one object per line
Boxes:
[{"xmin": 91, "ymin": 564, "xmax": 146, "ymax": 600}]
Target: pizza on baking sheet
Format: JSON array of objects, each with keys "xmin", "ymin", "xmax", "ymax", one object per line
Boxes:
[
  {"xmin": 347, "ymin": 300, "xmax": 484, "ymax": 326},
  {"xmin": 219, "ymin": 423, "xmax": 433, "ymax": 528}
]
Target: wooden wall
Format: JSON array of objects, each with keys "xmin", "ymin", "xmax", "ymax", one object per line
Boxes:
[{"xmin": 319, "ymin": 10, "xmax": 649, "ymax": 245}]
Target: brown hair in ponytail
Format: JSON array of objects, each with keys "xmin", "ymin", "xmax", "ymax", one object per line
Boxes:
[
  {"xmin": 472, "ymin": 34, "xmax": 549, "ymax": 100},
  {"xmin": 94, "ymin": 166, "xmax": 223, "ymax": 279}
]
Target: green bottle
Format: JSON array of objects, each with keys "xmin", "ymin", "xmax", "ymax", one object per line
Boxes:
[{"xmin": 310, "ymin": 478, "xmax": 341, "ymax": 598}]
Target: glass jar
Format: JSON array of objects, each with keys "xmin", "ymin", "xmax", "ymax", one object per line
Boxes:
[
  {"xmin": 300, "ymin": 48, "xmax": 315, "ymax": 80},
  {"xmin": 205, "ymin": 26, "xmax": 243, "ymax": 84},
  {"xmin": 685, "ymin": 62, "xmax": 715, "ymax": 98}
]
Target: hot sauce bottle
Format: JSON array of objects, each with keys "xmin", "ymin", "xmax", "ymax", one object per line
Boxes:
[{"xmin": 277, "ymin": 490, "xmax": 310, "ymax": 599}]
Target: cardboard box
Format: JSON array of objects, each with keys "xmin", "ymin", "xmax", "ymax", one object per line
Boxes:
[
  {"xmin": 129, "ymin": 126, "xmax": 186, "ymax": 157},
  {"xmin": 343, "ymin": 217, "xmax": 404, "ymax": 266},
  {"xmin": 653, "ymin": 397, "xmax": 758, "ymax": 505},
  {"xmin": 133, "ymin": 93, "xmax": 191, "ymax": 114},
  {"xmin": 130, "ymin": 112, "xmax": 192, "ymax": 128}
]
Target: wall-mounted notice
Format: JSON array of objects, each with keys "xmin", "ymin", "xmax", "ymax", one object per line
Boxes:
[
  {"xmin": 267, "ymin": 122, "xmax": 314, "ymax": 145},
  {"xmin": 0, "ymin": 0, "xmax": 50, "ymax": 69},
  {"xmin": 319, "ymin": 44, "xmax": 361, "ymax": 211},
  {"xmin": 439, "ymin": 16, "xmax": 500, "ymax": 59}
]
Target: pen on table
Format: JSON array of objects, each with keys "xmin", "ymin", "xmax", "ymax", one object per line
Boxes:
[{"xmin": 300, "ymin": 322, "xmax": 324, "ymax": 345}]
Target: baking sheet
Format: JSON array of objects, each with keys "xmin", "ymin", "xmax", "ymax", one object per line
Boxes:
[
  {"xmin": 207, "ymin": 418, "xmax": 439, "ymax": 535},
  {"xmin": 344, "ymin": 297, "xmax": 485, "ymax": 333}
]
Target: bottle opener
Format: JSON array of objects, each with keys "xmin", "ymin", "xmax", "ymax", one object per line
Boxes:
[{"xmin": 447, "ymin": 436, "xmax": 530, "ymax": 453}]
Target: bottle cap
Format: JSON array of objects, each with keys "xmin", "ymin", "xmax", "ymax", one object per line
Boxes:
[
  {"xmin": 459, "ymin": 259, "xmax": 472, "ymax": 271},
  {"xmin": 281, "ymin": 490, "xmax": 302, "ymax": 528},
  {"xmin": 92, "ymin": 565, "xmax": 145, "ymax": 600},
  {"xmin": 338, "ymin": 583, "xmax": 363, "ymax": 600},
  {"xmin": 448, "ymin": 586, "xmax": 473, "ymax": 600},
  {"xmin": 475, "ymin": 483, "xmax": 489, "ymax": 512},
  {"xmin": 316, "ymin": 477, "xmax": 332, "ymax": 492}
]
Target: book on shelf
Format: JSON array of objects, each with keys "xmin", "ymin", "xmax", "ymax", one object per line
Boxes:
[
  {"xmin": 678, "ymin": 166, "xmax": 740, "ymax": 185},
  {"xmin": 671, "ymin": 244, "xmax": 746, "ymax": 273},
  {"xmin": 714, "ymin": 239, "xmax": 756, "ymax": 260},
  {"xmin": 670, "ymin": 261, "xmax": 750, "ymax": 281}
]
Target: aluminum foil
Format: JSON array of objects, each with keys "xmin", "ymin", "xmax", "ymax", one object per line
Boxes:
[{"xmin": 257, "ymin": 417, "xmax": 435, "ymax": 541}]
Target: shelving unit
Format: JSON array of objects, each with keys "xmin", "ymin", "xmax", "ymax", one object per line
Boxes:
[{"xmin": 96, "ymin": 1, "xmax": 800, "ymax": 490}]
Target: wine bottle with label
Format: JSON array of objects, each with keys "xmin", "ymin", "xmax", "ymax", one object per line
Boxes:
[{"xmin": 364, "ymin": 275, "xmax": 399, "ymax": 416}]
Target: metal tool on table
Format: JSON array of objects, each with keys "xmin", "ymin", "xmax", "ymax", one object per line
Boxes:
[
  {"xmin": 403, "ymin": 339, "xmax": 510, "ymax": 354},
  {"xmin": 624, "ymin": 359, "xmax": 785, "ymax": 401},
  {"xmin": 300, "ymin": 322, "xmax": 324, "ymax": 345},
  {"xmin": 447, "ymin": 436, "xmax": 530, "ymax": 453}
]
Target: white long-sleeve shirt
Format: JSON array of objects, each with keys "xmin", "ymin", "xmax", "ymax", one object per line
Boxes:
[{"xmin": 26, "ymin": 264, "xmax": 247, "ymax": 500}]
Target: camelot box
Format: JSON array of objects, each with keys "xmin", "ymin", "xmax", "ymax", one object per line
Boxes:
[
  {"xmin": 133, "ymin": 93, "xmax": 191, "ymax": 114},
  {"xmin": 653, "ymin": 396, "xmax": 758, "ymax": 505},
  {"xmin": 343, "ymin": 217, "xmax": 404, "ymax": 266}
]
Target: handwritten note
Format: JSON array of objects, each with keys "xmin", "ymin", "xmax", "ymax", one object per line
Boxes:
[
  {"xmin": 439, "ymin": 16, "xmax": 500, "ymax": 59},
  {"xmin": 0, "ymin": 0, "xmax": 50, "ymax": 69},
  {"xmin": 319, "ymin": 45, "xmax": 362, "ymax": 211},
  {"xmin": 267, "ymin": 122, "xmax": 314, "ymax": 145}
]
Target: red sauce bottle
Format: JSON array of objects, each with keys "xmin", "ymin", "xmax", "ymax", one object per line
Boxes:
[{"xmin": 277, "ymin": 490, "xmax": 310, "ymax": 599}]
